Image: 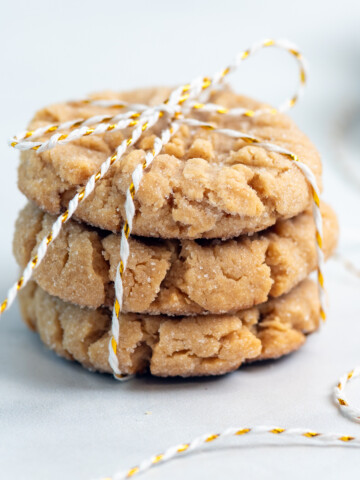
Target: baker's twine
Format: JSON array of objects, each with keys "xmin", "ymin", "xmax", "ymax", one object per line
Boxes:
[{"xmin": 1, "ymin": 39, "xmax": 358, "ymax": 479}]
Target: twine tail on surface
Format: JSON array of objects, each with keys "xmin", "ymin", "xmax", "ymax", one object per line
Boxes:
[
  {"xmin": 102, "ymin": 423, "xmax": 360, "ymax": 480},
  {"xmin": 102, "ymin": 351, "xmax": 360, "ymax": 479}
]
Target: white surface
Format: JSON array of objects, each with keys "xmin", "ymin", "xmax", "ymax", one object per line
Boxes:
[{"xmin": 1, "ymin": 1, "xmax": 360, "ymax": 479}]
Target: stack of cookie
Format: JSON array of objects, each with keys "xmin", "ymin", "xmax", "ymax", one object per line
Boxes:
[{"xmin": 14, "ymin": 87, "xmax": 338, "ymax": 377}]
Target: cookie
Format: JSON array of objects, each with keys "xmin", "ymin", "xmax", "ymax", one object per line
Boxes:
[
  {"xmin": 14, "ymin": 202, "xmax": 338, "ymax": 314},
  {"xmin": 19, "ymin": 278, "xmax": 320, "ymax": 377},
  {"xmin": 18, "ymin": 87, "xmax": 322, "ymax": 239}
]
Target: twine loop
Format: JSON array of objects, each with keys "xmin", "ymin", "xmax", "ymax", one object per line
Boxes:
[{"xmin": 335, "ymin": 366, "xmax": 360, "ymax": 423}]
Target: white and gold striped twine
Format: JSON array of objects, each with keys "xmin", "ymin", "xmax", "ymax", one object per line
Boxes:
[
  {"xmin": 99, "ymin": 362, "xmax": 360, "ymax": 480},
  {"xmin": 99, "ymin": 425, "xmax": 360, "ymax": 480},
  {"xmin": 1, "ymin": 38, "xmax": 359, "ymax": 478}
]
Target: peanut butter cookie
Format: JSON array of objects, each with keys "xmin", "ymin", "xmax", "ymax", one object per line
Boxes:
[
  {"xmin": 18, "ymin": 87, "xmax": 322, "ymax": 239},
  {"xmin": 19, "ymin": 279, "xmax": 320, "ymax": 377},
  {"xmin": 14, "ymin": 202, "xmax": 338, "ymax": 314}
]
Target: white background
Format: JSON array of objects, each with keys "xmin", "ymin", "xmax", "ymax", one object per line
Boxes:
[{"xmin": 1, "ymin": 1, "xmax": 360, "ymax": 479}]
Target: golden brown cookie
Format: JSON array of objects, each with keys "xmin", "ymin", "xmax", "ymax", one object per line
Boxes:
[
  {"xmin": 14, "ymin": 202, "xmax": 338, "ymax": 315},
  {"xmin": 19, "ymin": 279, "xmax": 320, "ymax": 377},
  {"xmin": 18, "ymin": 87, "xmax": 322, "ymax": 239}
]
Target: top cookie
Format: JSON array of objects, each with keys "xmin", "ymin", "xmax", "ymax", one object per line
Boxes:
[{"xmin": 18, "ymin": 87, "xmax": 322, "ymax": 239}]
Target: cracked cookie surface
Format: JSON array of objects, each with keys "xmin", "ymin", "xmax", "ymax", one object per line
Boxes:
[
  {"xmin": 18, "ymin": 87, "xmax": 322, "ymax": 239},
  {"xmin": 19, "ymin": 279, "xmax": 320, "ymax": 377},
  {"xmin": 14, "ymin": 202, "xmax": 338, "ymax": 314}
]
